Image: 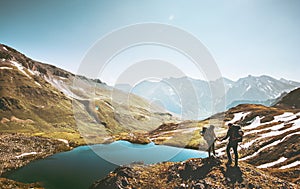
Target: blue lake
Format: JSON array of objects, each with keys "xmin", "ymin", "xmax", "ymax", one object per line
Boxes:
[{"xmin": 5, "ymin": 140, "xmax": 207, "ymax": 189}]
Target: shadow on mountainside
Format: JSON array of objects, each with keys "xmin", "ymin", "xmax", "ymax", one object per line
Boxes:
[
  {"xmin": 171, "ymin": 157, "xmax": 221, "ymax": 181},
  {"xmin": 224, "ymin": 165, "xmax": 243, "ymax": 184},
  {"xmin": 174, "ymin": 157, "xmax": 244, "ymax": 188}
]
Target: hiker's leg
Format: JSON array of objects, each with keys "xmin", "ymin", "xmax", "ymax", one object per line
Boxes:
[
  {"xmin": 226, "ymin": 144, "xmax": 232, "ymax": 163},
  {"xmin": 208, "ymin": 146, "xmax": 211, "ymax": 157},
  {"xmin": 233, "ymin": 143, "xmax": 239, "ymax": 166},
  {"xmin": 212, "ymin": 142, "xmax": 215, "ymax": 156}
]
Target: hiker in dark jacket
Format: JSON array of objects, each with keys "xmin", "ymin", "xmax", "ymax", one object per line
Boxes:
[
  {"xmin": 201, "ymin": 125, "xmax": 216, "ymax": 157},
  {"xmin": 219, "ymin": 123, "xmax": 242, "ymax": 167}
]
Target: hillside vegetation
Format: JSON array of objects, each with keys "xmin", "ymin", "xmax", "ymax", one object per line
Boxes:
[{"xmin": 0, "ymin": 44, "xmax": 174, "ymax": 145}]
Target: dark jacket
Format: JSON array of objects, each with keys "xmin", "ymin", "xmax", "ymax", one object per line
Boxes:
[{"xmin": 222, "ymin": 125, "xmax": 242, "ymax": 143}]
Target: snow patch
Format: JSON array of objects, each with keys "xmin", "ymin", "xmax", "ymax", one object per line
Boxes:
[
  {"xmin": 257, "ymin": 157, "xmax": 287, "ymax": 168},
  {"xmin": 272, "ymin": 112, "xmax": 297, "ymax": 123},
  {"xmin": 44, "ymin": 76, "xmax": 75, "ymax": 99},
  {"xmin": 215, "ymin": 146, "xmax": 226, "ymax": 156},
  {"xmin": 246, "ymin": 85, "xmax": 251, "ymax": 91},
  {"xmin": 241, "ymin": 131, "xmax": 300, "ymax": 161},
  {"xmin": 27, "ymin": 68, "xmax": 36, "ymax": 76},
  {"xmin": 279, "ymin": 161, "xmax": 300, "ymax": 169},
  {"xmin": 3, "ymin": 46, "xmax": 8, "ymax": 51},
  {"xmin": 58, "ymin": 76, "xmax": 67, "ymax": 80},
  {"xmin": 226, "ymin": 112, "xmax": 250, "ymax": 125},
  {"xmin": 34, "ymin": 81, "xmax": 41, "ymax": 87},
  {"xmin": 57, "ymin": 139, "xmax": 69, "ymax": 146},
  {"xmin": 243, "ymin": 116, "xmax": 261, "ymax": 130},
  {"xmin": 260, "ymin": 118, "xmax": 300, "ymax": 138},
  {"xmin": 244, "ymin": 112, "xmax": 298, "ymax": 136},
  {"xmin": 15, "ymin": 152, "xmax": 37, "ymax": 158},
  {"xmin": 0, "ymin": 66, "xmax": 13, "ymax": 70},
  {"xmin": 240, "ymin": 138, "xmax": 259, "ymax": 149},
  {"xmin": 246, "ymin": 123, "xmax": 285, "ymax": 136},
  {"xmin": 10, "ymin": 60, "xmax": 32, "ymax": 79}
]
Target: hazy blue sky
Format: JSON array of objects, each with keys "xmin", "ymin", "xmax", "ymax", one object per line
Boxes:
[{"xmin": 1, "ymin": 0, "xmax": 300, "ymax": 84}]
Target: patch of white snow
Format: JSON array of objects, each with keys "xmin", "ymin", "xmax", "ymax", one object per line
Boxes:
[
  {"xmin": 15, "ymin": 152, "xmax": 37, "ymax": 158},
  {"xmin": 272, "ymin": 112, "xmax": 297, "ymax": 123},
  {"xmin": 226, "ymin": 112, "xmax": 250, "ymax": 125},
  {"xmin": 257, "ymin": 157, "xmax": 287, "ymax": 168},
  {"xmin": 260, "ymin": 119, "xmax": 299, "ymax": 138},
  {"xmin": 246, "ymin": 85, "xmax": 251, "ymax": 91},
  {"xmin": 241, "ymin": 131, "xmax": 300, "ymax": 161},
  {"xmin": 243, "ymin": 116, "xmax": 262, "ymax": 130},
  {"xmin": 57, "ymin": 139, "xmax": 69, "ymax": 146},
  {"xmin": 0, "ymin": 67, "xmax": 13, "ymax": 70},
  {"xmin": 215, "ymin": 146, "xmax": 226, "ymax": 156},
  {"xmin": 34, "ymin": 81, "xmax": 41, "ymax": 87},
  {"xmin": 27, "ymin": 68, "xmax": 36, "ymax": 76},
  {"xmin": 58, "ymin": 76, "xmax": 67, "ymax": 80},
  {"xmin": 10, "ymin": 60, "xmax": 32, "ymax": 79},
  {"xmin": 246, "ymin": 123, "xmax": 285, "ymax": 136},
  {"xmin": 279, "ymin": 161, "xmax": 300, "ymax": 169}
]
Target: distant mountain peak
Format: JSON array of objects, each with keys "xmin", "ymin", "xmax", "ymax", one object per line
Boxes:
[{"xmin": 130, "ymin": 75, "xmax": 300, "ymax": 119}]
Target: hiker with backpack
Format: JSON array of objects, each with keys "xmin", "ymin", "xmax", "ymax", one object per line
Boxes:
[
  {"xmin": 200, "ymin": 125, "xmax": 217, "ymax": 157},
  {"xmin": 219, "ymin": 123, "xmax": 244, "ymax": 167}
]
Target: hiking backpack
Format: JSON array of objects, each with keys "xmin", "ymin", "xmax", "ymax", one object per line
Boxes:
[{"xmin": 236, "ymin": 126, "xmax": 244, "ymax": 142}]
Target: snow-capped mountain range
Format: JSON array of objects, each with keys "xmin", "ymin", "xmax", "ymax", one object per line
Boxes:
[{"xmin": 116, "ymin": 76, "xmax": 300, "ymax": 119}]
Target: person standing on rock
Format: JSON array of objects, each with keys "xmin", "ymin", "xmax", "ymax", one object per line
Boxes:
[
  {"xmin": 219, "ymin": 123, "xmax": 243, "ymax": 167},
  {"xmin": 200, "ymin": 125, "xmax": 216, "ymax": 157}
]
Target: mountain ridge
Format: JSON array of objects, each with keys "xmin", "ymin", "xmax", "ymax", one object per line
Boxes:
[
  {"xmin": 116, "ymin": 75, "xmax": 300, "ymax": 119},
  {"xmin": 0, "ymin": 43, "xmax": 175, "ymax": 145}
]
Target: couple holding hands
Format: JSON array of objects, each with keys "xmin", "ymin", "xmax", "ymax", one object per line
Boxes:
[{"xmin": 201, "ymin": 123, "xmax": 243, "ymax": 167}]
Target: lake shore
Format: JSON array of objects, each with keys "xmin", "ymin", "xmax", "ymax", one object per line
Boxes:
[
  {"xmin": 0, "ymin": 133, "xmax": 72, "ymax": 188},
  {"xmin": 0, "ymin": 131, "xmax": 206, "ymax": 188}
]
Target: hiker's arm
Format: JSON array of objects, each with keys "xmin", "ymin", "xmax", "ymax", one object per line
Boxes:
[{"xmin": 220, "ymin": 130, "xmax": 229, "ymax": 141}]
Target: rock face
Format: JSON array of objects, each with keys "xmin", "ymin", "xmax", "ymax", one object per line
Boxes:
[{"xmin": 90, "ymin": 157, "xmax": 297, "ymax": 189}]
